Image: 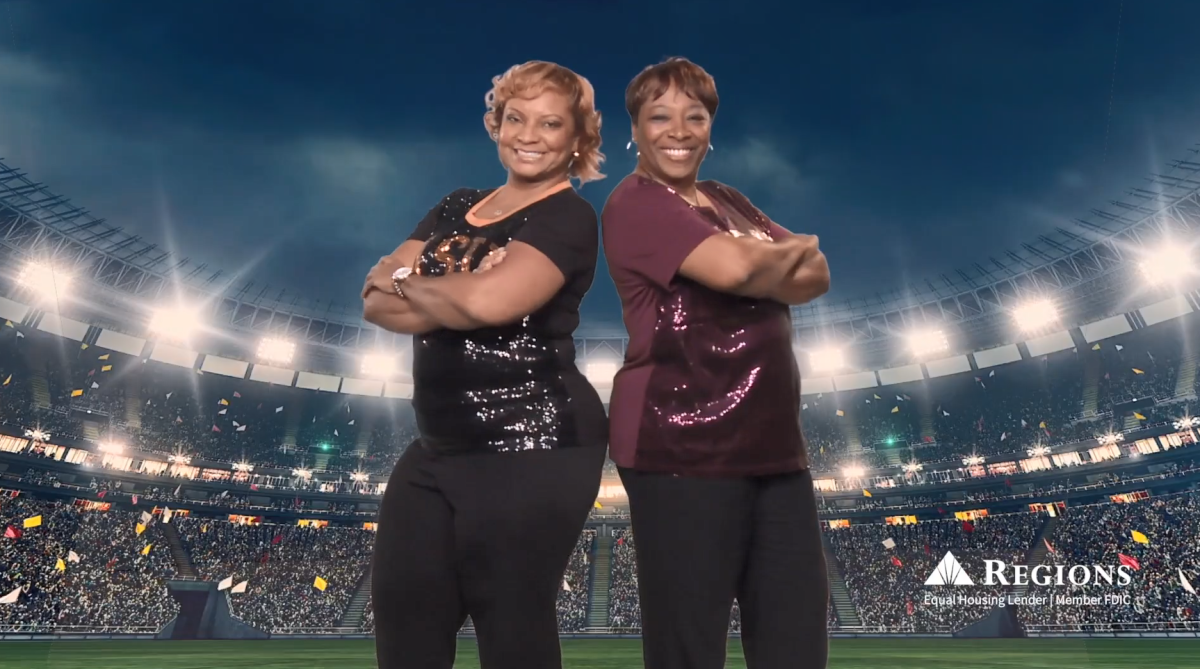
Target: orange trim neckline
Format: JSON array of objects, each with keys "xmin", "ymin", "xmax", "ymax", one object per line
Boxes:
[{"xmin": 464, "ymin": 181, "xmax": 572, "ymax": 227}]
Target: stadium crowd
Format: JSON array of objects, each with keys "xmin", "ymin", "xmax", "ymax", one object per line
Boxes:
[
  {"xmin": 1019, "ymin": 490, "xmax": 1200, "ymax": 628},
  {"xmin": 0, "ymin": 317, "xmax": 1196, "ymax": 637},
  {"xmin": 0, "ymin": 317, "xmax": 1194, "ymax": 488},
  {"xmin": 825, "ymin": 513, "xmax": 1044, "ymax": 631},
  {"xmin": 0, "ymin": 498, "xmax": 178, "ymax": 632},
  {"xmin": 177, "ymin": 518, "xmax": 373, "ymax": 632}
]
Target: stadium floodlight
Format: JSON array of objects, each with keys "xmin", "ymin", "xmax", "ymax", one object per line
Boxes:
[
  {"xmin": 902, "ymin": 462, "xmax": 923, "ymax": 474},
  {"xmin": 257, "ymin": 337, "xmax": 296, "ymax": 364},
  {"xmin": 232, "ymin": 462, "xmax": 254, "ymax": 473},
  {"xmin": 1027, "ymin": 445, "xmax": 1051, "ymax": 457},
  {"xmin": 808, "ymin": 347, "xmax": 845, "ymax": 374},
  {"xmin": 150, "ymin": 305, "xmax": 204, "ymax": 342},
  {"xmin": 360, "ymin": 352, "xmax": 398, "ymax": 378},
  {"xmin": 17, "ymin": 262, "xmax": 72, "ymax": 303},
  {"xmin": 23, "ymin": 428, "xmax": 50, "ymax": 443},
  {"xmin": 1012, "ymin": 299, "xmax": 1059, "ymax": 332},
  {"xmin": 1097, "ymin": 432, "xmax": 1125, "ymax": 446},
  {"xmin": 97, "ymin": 441, "xmax": 125, "ymax": 454},
  {"xmin": 1173, "ymin": 417, "xmax": 1199, "ymax": 430},
  {"xmin": 1138, "ymin": 242, "xmax": 1195, "ymax": 286},
  {"xmin": 584, "ymin": 360, "xmax": 619, "ymax": 386},
  {"xmin": 292, "ymin": 468, "xmax": 312, "ymax": 480},
  {"xmin": 1099, "ymin": 431, "xmax": 1123, "ymax": 448},
  {"xmin": 906, "ymin": 328, "xmax": 948, "ymax": 357},
  {"xmin": 350, "ymin": 471, "xmax": 369, "ymax": 483},
  {"xmin": 841, "ymin": 465, "xmax": 865, "ymax": 479},
  {"xmin": 962, "ymin": 455, "xmax": 985, "ymax": 466}
]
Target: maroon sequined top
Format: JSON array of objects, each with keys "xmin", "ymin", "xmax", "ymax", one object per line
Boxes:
[{"xmin": 601, "ymin": 175, "xmax": 808, "ymax": 476}]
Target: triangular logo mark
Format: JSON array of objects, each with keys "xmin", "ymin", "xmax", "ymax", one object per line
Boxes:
[{"xmin": 925, "ymin": 551, "xmax": 974, "ymax": 586}]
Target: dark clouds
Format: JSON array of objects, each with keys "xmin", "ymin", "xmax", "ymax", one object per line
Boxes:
[{"xmin": 1, "ymin": 0, "xmax": 1199, "ymax": 332}]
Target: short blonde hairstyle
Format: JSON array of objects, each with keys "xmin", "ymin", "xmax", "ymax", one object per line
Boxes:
[{"xmin": 484, "ymin": 61, "xmax": 605, "ymax": 184}]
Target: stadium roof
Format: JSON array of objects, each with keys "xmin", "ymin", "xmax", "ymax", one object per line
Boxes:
[{"xmin": 1, "ymin": 149, "xmax": 1199, "ymax": 365}]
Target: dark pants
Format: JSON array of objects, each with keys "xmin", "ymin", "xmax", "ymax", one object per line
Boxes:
[
  {"xmin": 372, "ymin": 442, "xmax": 606, "ymax": 669},
  {"xmin": 619, "ymin": 467, "xmax": 830, "ymax": 669}
]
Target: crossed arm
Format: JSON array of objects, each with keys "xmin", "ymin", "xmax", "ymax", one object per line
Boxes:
[
  {"xmin": 678, "ymin": 228, "xmax": 830, "ymax": 306},
  {"xmin": 361, "ymin": 240, "xmax": 566, "ymax": 335}
]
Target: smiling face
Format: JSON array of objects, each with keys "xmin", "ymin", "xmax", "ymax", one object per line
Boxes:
[
  {"xmin": 633, "ymin": 84, "xmax": 712, "ymax": 187},
  {"xmin": 493, "ymin": 89, "xmax": 578, "ymax": 184}
]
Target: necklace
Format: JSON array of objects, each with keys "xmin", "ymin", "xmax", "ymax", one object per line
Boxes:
[{"xmin": 639, "ymin": 171, "xmax": 701, "ymax": 207}]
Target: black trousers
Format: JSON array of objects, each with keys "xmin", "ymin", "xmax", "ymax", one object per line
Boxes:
[
  {"xmin": 619, "ymin": 467, "xmax": 830, "ymax": 669},
  {"xmin": 372, "ymin": 442, "xmax": 606, "ymax": 669}
]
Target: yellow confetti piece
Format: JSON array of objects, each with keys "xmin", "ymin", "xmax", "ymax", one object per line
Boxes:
[
  {"xmin": 142, "ymin": 544, "xmax": 152, "ymax": 556},
  {"xmin": 1131, "ymin": 530, "xmax": 1149, "ymax": 545},
  {"xmin": 862, "ymin": 489, "xmax": 872, "ymax": 497},
  {"xmin": 891, "ymin": 406, "xmax": 899, "ymax": 413},
  {"xmin": 101, "ymin": 365, "xmax": 113, "ymax": 372},
  {"xmin": 836, "ymin": 410, "xmax": 845, "ymax": 417},
  {"xmin": 55, "ymin": 558, "xmax": 66, "ymax": 572},
  {"xmin": 313, "ymin": 576, "xmax": 327, "ymax": 592},
  {"xmin": 23, "ymin": 515, "xmax": 42, "ymax": 529},
  {"xmin": 80, "ymin": 343, "xmax": 88, "ymax": 350},
  {"xmin": 136, "ymin": 523, "xmax": 146, "ymax": 535},
  {"xmin": 70, "ymin": 389, "xmax": 83, "ymax": 397},
  {"xmin": 1131, "ymin": 368, "xmax": 1144, "ymax": 375},
  {"xmin": 98, "ymin": 354, "xmax": 110, "ymax": 360}
]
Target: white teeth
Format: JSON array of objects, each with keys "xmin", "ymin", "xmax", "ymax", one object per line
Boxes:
[
  {"xmin": 663, "ymin": 148, "xmax": 693, "ymax": 158},
  {"xmin": 516, "ymin": 150, "xmax": 544, "ymax": 158}
]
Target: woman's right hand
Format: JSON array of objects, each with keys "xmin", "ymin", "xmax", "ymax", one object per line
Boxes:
[
  {"xmin": 362, "ymin": 255, "xmax": 403, "ymax": 299},
  {"xmin": 474, "ymin": 248, "xmax": 507, "ymax": 274}
]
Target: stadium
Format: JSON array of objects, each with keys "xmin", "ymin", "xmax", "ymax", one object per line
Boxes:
[{"xmin": 0, "ymin": 136, "xmax": 1199, "ymax": 669}]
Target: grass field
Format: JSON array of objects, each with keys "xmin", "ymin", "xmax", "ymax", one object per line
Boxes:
[{"xmin": 3, "ymin": 638, "xmax": 1199, "ymax": 668}]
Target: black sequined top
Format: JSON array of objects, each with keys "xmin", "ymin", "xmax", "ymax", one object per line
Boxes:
[{"xmin": 404, "ymin": 187, "xmax": 608, "ymax": 453}]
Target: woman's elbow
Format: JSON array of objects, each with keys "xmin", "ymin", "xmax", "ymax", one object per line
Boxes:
[
  {"xmin": 806, "ymin": 274, "xmax": 831, "ymax": 302},
  {"xmin": 817, "ymin": 256, "xmax": 832, "ymax": 293},
  {"xmin": 362, "ymin": 293, "xmax": 393, "ymax": 325}
]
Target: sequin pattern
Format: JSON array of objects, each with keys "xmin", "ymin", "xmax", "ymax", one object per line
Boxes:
[
  {"xmin": 634, "ymin": 181, "xmax": 807, "ymax": 473},
  {"xmin": 410, "ymin": 189, "xmax": 579, "ymax": 453}
]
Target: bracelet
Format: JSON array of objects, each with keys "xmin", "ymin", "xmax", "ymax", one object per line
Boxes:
[{"xmin": 391, "ymin": 267, "xmax": 413, "ymax": 297}]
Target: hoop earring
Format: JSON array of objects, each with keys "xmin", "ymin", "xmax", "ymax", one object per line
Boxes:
[
  {"xmin": 709, "ymin": 144, "xmax": 714, "ymax": 152},
  {"xmin": 626, "ymin": 140, "xmax": 634, "ymax": 150},
  {"xmin": 568, "ymin": 150, "xmax": 579, "ymax": 170}
]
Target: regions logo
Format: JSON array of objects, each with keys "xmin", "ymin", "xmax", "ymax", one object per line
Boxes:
[
  {"xmin": 923, "ymin": 551, "xmax": 1135, "ymax": 587},
  {"xmin": 924, "ymin": 551, "xmax": 975, "ymax": 586}
]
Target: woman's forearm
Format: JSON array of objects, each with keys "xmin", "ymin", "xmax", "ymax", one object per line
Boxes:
[
  {"xmin": 734, "ymin": 237, "xmax": 813, "ymax": 299},
  {"xmin": 769, "ymin": 251, "xmax": 830, "ymax": 305},
  {"xmin": 362, "ymin": 291, "xmax": 443, "ymax": 335},
  {"xmin": 396, "ymin": 274, "xmax": 487, "ymax": 331}
]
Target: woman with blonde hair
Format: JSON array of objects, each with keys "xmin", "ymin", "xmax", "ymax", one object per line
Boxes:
[
  {"xmin": 602, "ymin": 57, "xmax": 831, "ymax": 669},
  {"xmin": 362, "ymin": 60, "xmax": 608, "ymax": 669}
]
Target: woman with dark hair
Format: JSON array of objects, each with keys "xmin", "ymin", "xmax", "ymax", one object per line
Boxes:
[
  {"xmin": 361, "ymin": 60, "xmax": 608, "ymax": 669},
  {"xmin": 601, "ymin": 57, "xmax": 831, "ymax": 669}
]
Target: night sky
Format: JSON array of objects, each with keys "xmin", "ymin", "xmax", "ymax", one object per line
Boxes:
[{"xmin": 1, "ymin": 0, "xmax": 1198, "ymax": 335}]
